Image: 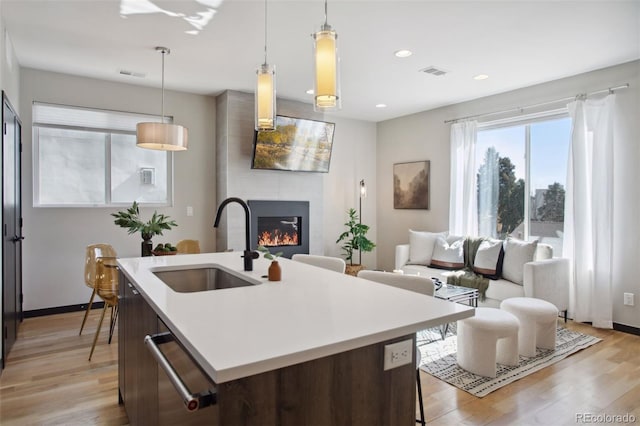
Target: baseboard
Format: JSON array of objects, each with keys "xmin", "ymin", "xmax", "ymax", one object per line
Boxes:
[
  {"xmin": 613, "ymin": 322, "xmax": 640, "ymax": 336},
  {"xmin": 24, "ymin": 302, "xmax": 105, "ymax": 318}
]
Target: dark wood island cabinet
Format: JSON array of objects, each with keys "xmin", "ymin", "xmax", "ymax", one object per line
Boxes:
[{"xmin": 116, "ymin": 253, "xmax": 473, "ymax": 425}]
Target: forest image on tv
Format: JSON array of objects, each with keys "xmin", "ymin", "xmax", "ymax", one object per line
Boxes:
[{"xmin": 252, "ymin": 116, "xmax": 335, "ymax": 172}]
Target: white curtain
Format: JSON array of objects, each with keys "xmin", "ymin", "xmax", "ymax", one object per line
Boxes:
[
  {"xmin": 449, "ymin": 120, "xmax": 478, "ymax": 236},
  {"xmin": 477, "ymin": 147, "xmax": 499, "ymax": 238},
  {"xmin": 563, "ymin": 94, "xmax": 615, "ymax": 328}
]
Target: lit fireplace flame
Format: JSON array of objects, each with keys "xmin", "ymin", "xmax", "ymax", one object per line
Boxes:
[{"xmin": 258, "ymin": 230, "xmax": 299, "ymax": 247}]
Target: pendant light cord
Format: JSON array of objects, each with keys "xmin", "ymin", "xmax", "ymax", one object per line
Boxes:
[
  {"xmin": 161, "ymin": 49, "xmax": 165, "ymax": 121},
  {"xmin": 263, "ymin": 0, "xmax": 268, "ymax": 65},
  {"xmin": 324, "ymin": 0, "xmax": 328, "ymax": 26}
]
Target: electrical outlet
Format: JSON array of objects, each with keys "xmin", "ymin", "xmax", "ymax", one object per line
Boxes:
[
  {"xmin": 624, "ymin": 293, "xmax": 635, "ymax": 306},
  {"xmin": 186, "ymin": 206, "xmax": 194, "ymax": 217},
  {"xmin": 383, "ymin": 339, "xmax": 413, "ymax": 371}
]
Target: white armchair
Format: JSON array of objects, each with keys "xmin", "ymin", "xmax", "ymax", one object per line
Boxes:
[{"xmin": 524, "ymin": 258, "xmax": 570, "ymax": 319}]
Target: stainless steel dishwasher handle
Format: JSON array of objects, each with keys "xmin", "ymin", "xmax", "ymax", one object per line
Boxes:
[{"xmin": 144, "ymin": 332, "xmax": 217, "ymax": 411}]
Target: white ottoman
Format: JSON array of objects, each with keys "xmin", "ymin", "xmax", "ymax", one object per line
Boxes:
[
  {"xmin": 456, "ymin": 307, "xmax": 520, "ymax": 378},
  {"xmin": 500, "ymin": 297, "xmax": 558, "ymax": 357}
]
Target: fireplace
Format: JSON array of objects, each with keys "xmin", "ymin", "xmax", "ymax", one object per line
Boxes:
[
  {"xmin": 258, "ymin": 217, "xmax": 300, "ymax": 247},
  {"xmin": 248, "ymin": 200, "xmax": 309, "ymax": 258}
]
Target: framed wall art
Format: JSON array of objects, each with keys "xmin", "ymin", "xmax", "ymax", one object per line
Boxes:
[{"xmin": 393, "ymin": 160, "xmax": 430, "ymax": 209}]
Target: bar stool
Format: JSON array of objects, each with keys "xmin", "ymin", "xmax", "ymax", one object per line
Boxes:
[
  {"xmin": 176, "ymin": 239, "xmax": 201, "ymax": 254},
  {"xmin": 80, "ymin": 244, "xmax": 117, "ymax": 335},
  {"xmin": 88, "ymin": 256, "xmax": 119, "ymax": 361},
  {"xmin": 291, "ymin": 254, "xmax": 346, "ymax": 273}
]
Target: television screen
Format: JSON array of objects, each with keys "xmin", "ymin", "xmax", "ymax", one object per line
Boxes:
[{"xmin": 251, "ymin": 115, "xmax": 335, "ymax": 173}]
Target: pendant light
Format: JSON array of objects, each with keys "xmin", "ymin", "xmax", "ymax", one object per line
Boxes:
[
  {"xmin": 255, "ymin": 0, "xmax": 276, "ymax": 131},
  {"xmin": 137, "ymin": 47, "xmax": 188, "ymax": 151},
  {"xmin": 313, "ymin": 0, "xmax": 341, "ymax": 111}
]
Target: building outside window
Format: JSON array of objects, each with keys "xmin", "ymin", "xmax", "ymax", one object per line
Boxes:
[
  {"xmin": 32, "ymin": 102, "xmax": 172, "ymax": 207},
  {"xmin": 475, "ymin": 113, "xmax": 571, "ymax": 254}
]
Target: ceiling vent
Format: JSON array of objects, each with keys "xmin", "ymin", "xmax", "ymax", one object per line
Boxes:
[
  {"xmin": 419, "ymin": 66, "xmax": 449, "ymax": 77},
  {"xmin": 119, "ymin": 70, "xmax": 146, "ymax": 78}
]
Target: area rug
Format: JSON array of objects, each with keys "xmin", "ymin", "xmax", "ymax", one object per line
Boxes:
[{"xmin": 418, "ymin": 325, "xmax": 601, "ymax": 397}]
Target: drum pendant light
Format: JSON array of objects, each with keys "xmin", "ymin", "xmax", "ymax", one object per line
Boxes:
[{"xmin": 137, "ymin": 47, "xmax": 188, "ymax": 151}]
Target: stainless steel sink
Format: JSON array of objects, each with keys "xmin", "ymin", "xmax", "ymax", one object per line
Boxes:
[{"xmin": 153, "ymin": 266, "xmax": 259, "ymax": 293}]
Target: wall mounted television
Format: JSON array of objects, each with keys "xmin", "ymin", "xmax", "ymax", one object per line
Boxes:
[{"xmin": 251, "ymin": 115, "xmax": 335, "ymax": 173}]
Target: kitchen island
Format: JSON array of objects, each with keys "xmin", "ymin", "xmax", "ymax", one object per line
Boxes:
[{"xmin": 117, "ymin": 251, "xmax": 474, "ymax": 425}]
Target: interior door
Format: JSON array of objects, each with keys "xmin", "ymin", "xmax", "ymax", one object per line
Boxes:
[{"xmin": 2, "ymin": 91, "xmax": 23, "ymax": 367}]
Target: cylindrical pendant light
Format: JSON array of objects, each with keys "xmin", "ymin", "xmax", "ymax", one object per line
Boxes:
[
  {"xmin": 137, "ymin": 47, "xmax": 188, "ymax": 151},
  {"xmin": 255, "ymin": 0, "xmax": 276, "ymax": 131},
  {"xmin": 256, "ymin": 64, "xmax": 276, "ymax": 131},
  {"xmin": 313, "ymin": 0, "xmax": 341, "ymax": 111}
]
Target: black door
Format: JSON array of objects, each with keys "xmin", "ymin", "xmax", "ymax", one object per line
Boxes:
[{"xmin": 2, "ymin": 91, "xmax": 22, "ymax": 368}]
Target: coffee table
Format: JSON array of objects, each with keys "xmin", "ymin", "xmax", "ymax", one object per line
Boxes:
[
  {"xmin": 434, "ymin": 283, "xmax": 478, "ymax": 307},
  {"xmin": 434, "ymin": 283, "xmax": 478, "ymax": 339}
]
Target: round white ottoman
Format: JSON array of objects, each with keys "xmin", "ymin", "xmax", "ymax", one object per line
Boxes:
[
  {"xmin": 500, "ymin": 297, "xmax": 558, "ymax": 357},
  {"xmin": 456, "ymin": 307, "xmax": 520, "ymax": 378}
]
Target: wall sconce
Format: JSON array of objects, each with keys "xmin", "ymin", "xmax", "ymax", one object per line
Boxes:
[{"xmin": 313, "ymin": 0, "xmax": 341, "ymax": 111}]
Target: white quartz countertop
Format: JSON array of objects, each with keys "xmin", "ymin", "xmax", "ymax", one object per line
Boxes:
[{"xmin": 117, "ymin": 252, "xmax": 474, "ymax": 383}]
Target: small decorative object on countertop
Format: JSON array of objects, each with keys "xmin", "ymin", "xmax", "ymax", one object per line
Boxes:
[
  {"xmin": 258, "ymin": 245, "xmax": 283, "ymax": 281},
  {"xmin": 268, "ymin": 260, "xmax": 282, "ymax": 282}
]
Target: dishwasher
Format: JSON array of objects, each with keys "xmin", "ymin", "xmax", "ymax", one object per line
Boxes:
[{"xmin": 146, "ymin": 320, "xmax": 219, "ymax": 425}]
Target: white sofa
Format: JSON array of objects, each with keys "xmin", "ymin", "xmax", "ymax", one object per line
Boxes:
[{"xmin": 395, "ymin": 242, "xmax": 569, "ymax": 316}]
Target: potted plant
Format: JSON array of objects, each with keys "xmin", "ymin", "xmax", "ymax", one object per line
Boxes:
[
  {"xmin": 336, "ymin": 208, "xmax": 376, "ymax": 276},
  {"xmin": 112, "ymin": 201, "xmax": 178, "ymax": 256},
  {"xmin": 257, "ymin": 245, "xmax": 283, "ymax": 281}
]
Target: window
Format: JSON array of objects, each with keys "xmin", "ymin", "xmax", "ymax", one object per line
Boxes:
[
  {"xmin": 476, "ymin": 112, "xmax": 571, "ymax": 254},
  {"xmin": 33, "ymin": 103, "xmax": 172, "ymax": 207}
]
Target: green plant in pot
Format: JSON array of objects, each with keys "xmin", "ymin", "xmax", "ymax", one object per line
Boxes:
[
  {"xmin": 336, "ymin": 208, "xmax": 375, "ymax": 276},
  {"xmin": 112, "ymin": 201, "xmax": 178, "ymax": 256}
]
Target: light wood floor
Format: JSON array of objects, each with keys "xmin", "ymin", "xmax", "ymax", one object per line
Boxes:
[
  {"xmin": 0, "ymin": 310, "xmax": 128, "ymax": 425},
  {"xmin": 0, "ymin": 311, "xmax": 638, "ymax": 425}
]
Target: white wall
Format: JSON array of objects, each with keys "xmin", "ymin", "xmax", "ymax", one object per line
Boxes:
[
  {"xmin": 0, "ymin": 9, "xmax": 20, "ymax": 110},
  {"xmin": 377, "ymin": 61, "xmax": 640, "ymax": 328},
  {"xmin": 20, "ymin": 68, "xmax": 217, "ymax": 311},
  {"xmin": 322, "ymin": 114, "xmax": 377, "ymax": 268}
]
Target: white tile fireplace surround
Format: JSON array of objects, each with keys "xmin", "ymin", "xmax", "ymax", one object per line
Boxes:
[{"xmin": 215, "ymin": 90, "xmax": 324, "ymax": 255}]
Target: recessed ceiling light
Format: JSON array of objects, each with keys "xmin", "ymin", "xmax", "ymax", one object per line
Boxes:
[
  {"xmin": 306, "ymin": 89, "xmax": 314, "ymax": 95},
  {"xmin": 473, "ymin": 74, "xmax": 489, "ymax": 80},
  {"xmin": 375, "ymin": 103, "xmax": 387, "ymax": 108},
  {"xmin": 394, "ymin": 49, "xmax": 412, "ymax": 58}
]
